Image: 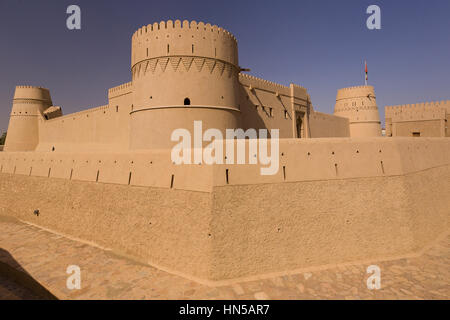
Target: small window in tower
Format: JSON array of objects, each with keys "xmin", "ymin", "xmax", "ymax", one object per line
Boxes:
[
  {"xmin": 184, "ymin": 98, "xmax": 191, "ymax": 106},
  {"xmin": 167, "ymin": 44, "xmax": 170, "ymax": 54},
  {"xmin": 192, "ymin": 44, "xmax": 194, "ymax": 54},
  {"xmin": 146, "ymin": 48, "xmax": 149, "ymax": 57},
  {"xmin": 269, "ymin": 107, "xmax": 273, "ymax": 117},
  {"xmin": 284, "ymin": 110, "xmax": 288, "ymax": 119},
  {"xmin": 116, "ymin": 106, "xmax": 119, "ymax": 112}
]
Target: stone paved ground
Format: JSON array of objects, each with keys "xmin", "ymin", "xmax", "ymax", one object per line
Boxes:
[{"xmin": 0, "ymin": 218, "xmax": 448, "ymax": 300}]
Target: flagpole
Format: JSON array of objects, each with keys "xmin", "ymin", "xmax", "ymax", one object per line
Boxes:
[{"xmin": 365, "ymin": 60, "xmax": 368, "ymax": 86}]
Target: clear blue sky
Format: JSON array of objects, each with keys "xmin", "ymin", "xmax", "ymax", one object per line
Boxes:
[{"xmin": 1, "ymin": 0, "xmax": 449, "ymax": 132}]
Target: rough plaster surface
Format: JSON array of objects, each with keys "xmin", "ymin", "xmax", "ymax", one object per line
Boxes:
[
  {"xmin": 0, "ymin": 163, "xmax": 448, "ymax": 282},
  {"xmin": 0, "ymin": 175, "xmax": 213, "ymax": 280},
  {"xmin": 210, "ymin": 165, "xmax": 450, "ymax": 280}
]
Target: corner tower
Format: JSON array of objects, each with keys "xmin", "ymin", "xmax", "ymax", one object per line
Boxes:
[
  {"xmin": 129, "ymin": 20, "xmax": 241, "ymax": 149},
  {"xmin": 4, "ymin": 86, "xmax": 52, "ymax": 151},
  {"xmin": 334, "ymin": 85, "xmax": 381, "ymax": 137}
]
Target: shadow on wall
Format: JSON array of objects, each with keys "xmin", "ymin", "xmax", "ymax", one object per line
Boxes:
[
  {"xmin": 238, "ymin": 85, "xmax": 272, "ymax": 135},
  {"xmin": 0, "ymin": 132, "xmax": 6, "ymax": 148},
  {"xmin": 0, "ymin": 248, "xmax": 57, "ymax": 300}
]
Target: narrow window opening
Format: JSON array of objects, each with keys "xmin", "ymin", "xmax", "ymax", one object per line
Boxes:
[
  {"xmin": 70, "ymin": 168, "xmax": 73, "ymax": 180},
  {"xmin": 13, "ymin": 166, "xmax": 16, "ymax": 174},
  {"xmin": 380, "ymin": 161, "xmax": 385, "ymax": 174},
  {"xmin": 284, "ymin": 110, "xmax": 288, "ymax": 119},
  {"xmin": 170, "ymin": 174, "xmax": 174, "ymax": 189},
  {"xmin": 167, "ymin": 44, "xmax": 169, "ymax": 54},
  {"xmin": 192, "ymin": 44, "xmax": 194, "ymax": 53},
  {"xmin": 283, "ymin": 166, "xmax": 286, "ymax": 181},
  {"xmin": 334, "ymin": 163, "xmax": 338, "ymax": 176},
  {"xmin": 96, "ymin": 170, "xmax": 100, "ymax": 182},
  {"xmin": 48, "ymin": 168, "xmax": 51, "ymax": 178},
  {"xmin": 146, "ymin": 48, "xmax": 149, "ymax": 56},
  {"xmin": 184, "ymin": 98, "xmax": 191, "ymax": 106},
  {"xmin": 128, "ymin": 172, "xmax": 132, "ymax": 185},
  {"xmin": 29, "ymin": 167, "xmax": 32, "ymax": 176},
  {"xmin": 116, "ymin": 106, "xmax": 119, "ymax": 112},
  {"xmin": 225, "ymin": 169, "xmax": 229, "ymax": 184}
]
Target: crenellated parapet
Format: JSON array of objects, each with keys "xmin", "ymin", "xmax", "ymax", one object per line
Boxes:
[
  {"xmin": 4, "ymin": 86, "xmax": 53, "ymax": 151},
  {"xmin": 385, "ymin": 100, "xmax": 450, "ymax": 122},
  {"xmin": 384, "ymin": 100, "xmax": 450, "ymax": 114},
  {"xmin": 131, "ymin": 20, "xmax": 238, "ymax": 71},
  {"xmin": 132, "ymin": 20, "xmax": 237, "ymax": 44},
  {"xmin": 334, "ymin": 85, "xmax": 381, "ymax": 137},
  {"xmin": 108, "ymin": 82, "xmax": 133, "ymax": 99},
  {"xmin": 239, "ymin": 73, "xmax": 290, "ymax": 96},
  {"xmin": 336, "ymin": 85, "xmax": 376, "ymax": 100},
  {"xmin": 13, "ymin": 86, "xmax": 52, "ymax": 104}
]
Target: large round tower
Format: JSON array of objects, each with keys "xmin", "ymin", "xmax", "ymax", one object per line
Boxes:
[
  {"xmin": 334, "ymin": 85, "xmax": 381, "ymax": 137},
  {"xmin": 129, "ymin": 20, "xmax": 241, "ymax": 149},
  {"xmin": 4, "ymin": 86, "xmax": 52, "ymax": 151}
]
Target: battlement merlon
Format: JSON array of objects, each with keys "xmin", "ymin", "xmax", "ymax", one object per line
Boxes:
[
  {"xmin": 385, "ymin": 100, "xmax": 450, "ymax": 110},
  {"xmin": 108, "ymin": 82, "xmax": 133, "ymax": 100},
  {"xmin": 238, "ymin": 73, "xmax": 308, "ymax": 101}
]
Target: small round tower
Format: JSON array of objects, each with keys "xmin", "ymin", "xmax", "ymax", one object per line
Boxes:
[
  {"xmin": 129, "ymin": 20, "xmax": 241, "ymax": 149},
  {"xmin": 334, "ymin": 85, "xmax": 381, "ymax": 137},
  {"xmin": 4, "ymin": 86, "xmax": 52, "ymax": 151}
]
